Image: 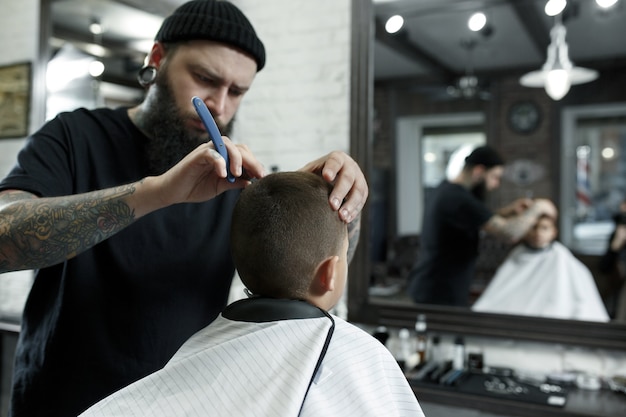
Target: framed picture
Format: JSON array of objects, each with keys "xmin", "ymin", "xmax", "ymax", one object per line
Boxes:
[{"xmin": 0, "ymin": 62, "xmax": 31, "ymax": 139}]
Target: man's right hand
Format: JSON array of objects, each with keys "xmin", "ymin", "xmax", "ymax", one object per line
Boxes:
[
  {"xmin": 138, "ymin": 139, "xmax": 265, "ymax": 215},
  {"xmin": 0, "ymin": 137, "xmax": 265, "ymax": 273}
]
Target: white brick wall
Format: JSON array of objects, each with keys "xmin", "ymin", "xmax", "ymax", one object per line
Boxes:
[
  {"xmin": 231, "ymin": 0, "xmax": 351, "ymax": 172},
  {"xmin": 0, "ymin": 0, "xmax": 39, "ymax": 64},
  {"xmin": 0, "ymin": 0, "xmax": 40, "ymax": 177}
]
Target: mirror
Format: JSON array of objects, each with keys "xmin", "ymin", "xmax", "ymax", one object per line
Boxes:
[{"xmin": 347, "ymin": 0, "xmax": 626, "ymax": 350}]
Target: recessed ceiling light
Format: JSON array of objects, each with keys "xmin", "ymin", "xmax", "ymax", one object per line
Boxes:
[
  {"xmin": 596, "ymin": 0, "xmax": 619, "ymax": 8},
  {"xmin": 468, "ymin": 12, "xmax": 486, "ymax": 31},
  {"xmin": 545, "ymin": 0, "xmax": 567, "ymax": 16},
  {"xmin": 385, "ymin": 15, "xmax": 404, "ymax": 34}
]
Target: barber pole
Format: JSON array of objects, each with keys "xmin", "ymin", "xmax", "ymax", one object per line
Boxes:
[{"xmin": 576, "ymin": 146, "xmax": 592, "ymax": 218}]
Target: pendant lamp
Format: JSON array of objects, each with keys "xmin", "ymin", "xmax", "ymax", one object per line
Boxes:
[{"xmin": 519, "ymin": 19, "xmax": 598, "ymax": 100}]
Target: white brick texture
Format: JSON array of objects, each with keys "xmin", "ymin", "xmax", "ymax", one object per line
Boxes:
[{"xmin": 231, "ymin": 0, "xmax": 352, "ymax": 172}]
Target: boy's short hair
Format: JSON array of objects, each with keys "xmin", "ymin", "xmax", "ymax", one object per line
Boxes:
[{"xmin": 231, "ymin": 172, "xmax": 348, "ymax": 299}]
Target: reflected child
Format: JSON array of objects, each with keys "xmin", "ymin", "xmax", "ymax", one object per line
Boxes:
[{"xmin": 473, "ymin": 213, "xmax": 610, "ymax": 322}]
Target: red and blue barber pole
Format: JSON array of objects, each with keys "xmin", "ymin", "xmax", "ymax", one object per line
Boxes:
[{"xmin": 576, "ymin": 145, "xmax": 592, "ymax": 219}]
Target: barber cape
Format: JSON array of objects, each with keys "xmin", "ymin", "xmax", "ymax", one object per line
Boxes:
[
  {"xmin": 472, "ymin": 241, "xmax": 610, "ymax": 322},
  {"xmin": 80, "ymin": 298, "xmax": 423, "ymax": 417}
]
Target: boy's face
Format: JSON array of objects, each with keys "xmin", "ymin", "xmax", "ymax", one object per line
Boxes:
[{"xmin": 524, "ymin": 217, "xmax": 557, "ymax": 249}]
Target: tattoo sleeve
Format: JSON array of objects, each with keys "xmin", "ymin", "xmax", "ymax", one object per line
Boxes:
[
  {"xmin": 486, "ymin": 205, "xmax": 543, "ymax": 243},
  {"xmin": 346, "ymin": 212, "xmax": 362, "ymax": 264},
  {"xmin": 0, "ymin": 185, "xmax": 137, "ymax": 272}
]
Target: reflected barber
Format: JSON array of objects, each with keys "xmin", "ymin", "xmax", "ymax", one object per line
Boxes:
[{"xmin": 407, "ymin": 145, "xmax": 556, "ymax": 307}]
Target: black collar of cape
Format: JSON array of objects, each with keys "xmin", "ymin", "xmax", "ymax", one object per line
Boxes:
[
  {"xmin": 223, "ymin": 297, "xmax": 331, "ymax": 323},
  {"xmin": 222, "ymin": 297, "xmax": 335, "ymax": 416}
]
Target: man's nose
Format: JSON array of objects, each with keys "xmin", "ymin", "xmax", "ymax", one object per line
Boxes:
[{"xmin": 205, "ymin": 88, "xmax": 228, "ymax": 117}]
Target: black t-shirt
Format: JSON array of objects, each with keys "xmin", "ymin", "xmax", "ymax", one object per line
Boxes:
[
  {"xmin": 407, "ymin": 180, "xmax": 493, "ymax": 307},
  {"xmin": 0, "ymin": 108, "xmax": 240, "ymax": 417}
]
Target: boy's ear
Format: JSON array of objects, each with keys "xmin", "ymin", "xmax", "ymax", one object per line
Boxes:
[{"xmin": 311, "ymin": 255, "xmax": 339, "ymax": 295}]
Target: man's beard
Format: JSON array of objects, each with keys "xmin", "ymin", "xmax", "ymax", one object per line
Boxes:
[
  {"xmin": 470, "ymin": 180, "xmax": 487, "ymax": 202},
  {"xmin": 141, "ymin": 71, "xmax": 235, "ymax": 175}
]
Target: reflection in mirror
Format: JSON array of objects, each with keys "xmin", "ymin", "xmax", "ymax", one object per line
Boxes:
[
  {"xmin": 350, "ymin": 0, "xmax": 626, "ymax": 342},
  {"xmin": 371, "ymin": 113, "xmax": 486, "ymax": 305},
  {"xmin": 561, "ymin": 103, "xmax": 626, "ymax": 255}
]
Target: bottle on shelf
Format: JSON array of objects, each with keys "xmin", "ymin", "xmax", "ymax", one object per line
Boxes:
[
  {"xmin": 453, "ymin": 336, "xmax": 466, "ymax": 371},
  {"xmin": 415, "ymin": 313, "xmax": 428, "ymax": 365},
  {"xmin": 429, "ymin": 334, "xmax": 441, "ymax": 364},
  {"xmin": 396, "ymin": 328, "xmax": 412, "ymax": 371}
]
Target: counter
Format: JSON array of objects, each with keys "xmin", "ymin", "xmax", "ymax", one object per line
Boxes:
[{"xmin": 410, "ymin": 372, "xmax": 626, "ymax": 417}]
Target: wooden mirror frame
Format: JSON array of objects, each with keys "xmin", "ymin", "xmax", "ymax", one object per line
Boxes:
[{"xmin": 347, "ymin": 0, "xmax": 626, "ymax": 352}]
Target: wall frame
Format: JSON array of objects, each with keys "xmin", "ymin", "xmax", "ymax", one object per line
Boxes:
[{"xmin": 0, "ymin": 62, "xmax": 31, "ymax": 139}]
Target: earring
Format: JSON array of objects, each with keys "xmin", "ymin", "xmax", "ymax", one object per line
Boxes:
[{"xmin": 137, "ymin": 66, "xmax": 157, "ymax": 87}]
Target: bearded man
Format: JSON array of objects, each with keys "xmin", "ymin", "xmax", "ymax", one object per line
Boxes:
[
  {"xmin": 0, "ymin": 1, "xmax": 367, "ymax": 416},
  {"xmin": 407, "ymin": 145, "xmax": 556, "ymax": 307}
]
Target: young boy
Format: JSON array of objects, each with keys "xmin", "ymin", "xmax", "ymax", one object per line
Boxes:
[
  {"xmin": 80, "ymin": 172, "xmax": 424, "ymax": 417},
  {"xmin": 473, "ymin": 212, "xmax": 609, "ymax": 322}
]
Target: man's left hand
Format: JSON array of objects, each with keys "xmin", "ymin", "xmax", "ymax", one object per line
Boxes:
[{"xmin": 299, "ymin": 151, "xmax": 368, "ymax": 223}]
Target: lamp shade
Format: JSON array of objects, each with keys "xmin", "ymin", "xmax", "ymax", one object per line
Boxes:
[{"xmin": 519, "ymin": 22, "xmax": 598, "ymax": 100}]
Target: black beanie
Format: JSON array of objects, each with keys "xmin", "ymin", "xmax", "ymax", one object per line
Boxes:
[
  {"xmin": 465, "ymin": 145, "xmax": 504, "ymax": 168},
  {"xmin": 156, "ymin": 0, "xmax": 266, "ymax": 71}
]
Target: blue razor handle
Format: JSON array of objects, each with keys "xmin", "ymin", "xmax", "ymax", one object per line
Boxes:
[{"xmin": 191, "ymin": 96, "xmax": 235, "ymax": 183}]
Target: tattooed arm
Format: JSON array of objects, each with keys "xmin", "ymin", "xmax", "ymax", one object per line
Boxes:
[
  {"xmin": 482, "ymin": 198, "xmax": 557, "ymax": 244},
  {"xmin": 0, "ymin": 184, "xmax": 140, "ymax": 273},
  {"xmin": 0, "ymin": 141, "xmax": 267, "ymax": 273},
  {"xmin": 346, "ymin": 212, "xmax": 361, "ymax": 265}
]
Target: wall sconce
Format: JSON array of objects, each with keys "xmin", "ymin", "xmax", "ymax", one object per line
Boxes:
[{"xmin": 519, "ymin": 20, "xmax": 598, "ymax": 100}]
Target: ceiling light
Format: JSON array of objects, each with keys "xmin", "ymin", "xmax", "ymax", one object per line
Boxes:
[
  {"xmin": 519, "ymin": 21, "xmax": 598, "ymax": 100},
  {"xmin": 83, "ymin": 43, "xmax": 107, "ymax": 58},
  {"xmin": 545, "ymin": 0, "xmax": 567, "ymax": 16},
  {"xmin": 596, "ymin": 0, "xmax": 619, "ymax": 8},
  {"xmin": 601, "ymin": 147, "xmax": 615, "ymax": 159},
  {"xmin": 385, "ymin": 15, "xmax": 404, "ymax": 34},
  {"xmin": 468, "ymin": 12, "xmax": 487, "ymax": 31},
  {"xmin": 89, "ymin": 60, "xmax": 105, "ymax": 77},
  {"xmin": 89, "ymin": 19, "xmax": 103, "ymax": 35}
]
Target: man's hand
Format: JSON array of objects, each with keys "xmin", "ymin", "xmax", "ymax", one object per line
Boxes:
[
  {"xmin": 141, "ymin": 139, "xmax": 265, "ymax": 214},
  {"xmin": 498, "ymin": 198, "xmax": 533, "ymax": 217},
  {"xmin": 298, "ymin": 151, "xmax": 368, "ymax": 223}
]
